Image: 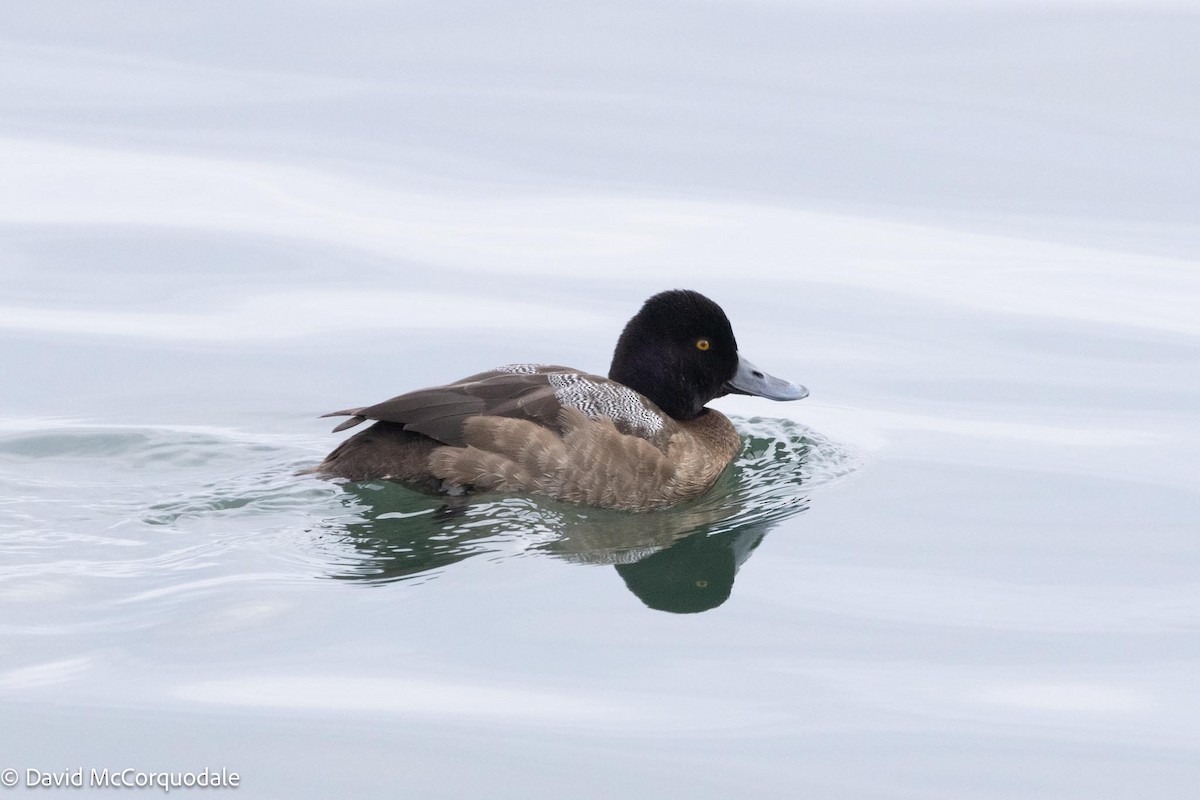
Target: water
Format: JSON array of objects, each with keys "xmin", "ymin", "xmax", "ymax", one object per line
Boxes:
[{"xmin": 3, "ymin": 3, "xmax": 1199, "ymax": 798}]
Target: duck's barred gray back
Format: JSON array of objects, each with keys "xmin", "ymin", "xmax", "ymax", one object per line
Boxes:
[
  {"xmin": 496, "ymin": 363, "xmax": 545, "ymax": 375},
  {"xmin": 547, "ymin": 373, "xmax": 664, "ymax": 436}
]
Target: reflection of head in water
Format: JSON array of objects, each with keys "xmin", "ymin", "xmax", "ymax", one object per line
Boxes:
[{"xmin": 614, "ymin": 523, "xmax": 769, "ymax": 614}]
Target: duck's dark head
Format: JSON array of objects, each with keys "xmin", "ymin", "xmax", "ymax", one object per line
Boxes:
[{"xmin": 608, "ymin": 289, "xmax": 808, "ymax": 420}]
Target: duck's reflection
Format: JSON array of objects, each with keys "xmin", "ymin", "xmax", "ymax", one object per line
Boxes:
[
  {"xmin": 614, "ymin": 523, "xmax": 770, "ymax": 613},
  {"xmin": 320, "ymin": 418, "xmax": 827, "ymax": 612}
]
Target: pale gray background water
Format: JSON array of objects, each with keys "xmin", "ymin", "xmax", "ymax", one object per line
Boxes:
[{"xmin": 2, "ymin": 2, "xmax": 1198, "ymax": 798}]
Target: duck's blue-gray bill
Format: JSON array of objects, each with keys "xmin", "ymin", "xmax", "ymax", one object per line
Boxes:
[{"xmin": 724, "ymin": 356, "xmax": 808, "ymax": 401}]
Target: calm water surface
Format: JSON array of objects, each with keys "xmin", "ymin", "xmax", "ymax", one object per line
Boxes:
[{"xmin": 2, "ymin": 3, "xmax": 1199, "ymax": 798}]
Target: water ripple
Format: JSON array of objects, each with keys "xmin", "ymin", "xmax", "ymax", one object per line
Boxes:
[{"xmin": 0, "ymin": 417, "xmax": 860, "ymax": 615}]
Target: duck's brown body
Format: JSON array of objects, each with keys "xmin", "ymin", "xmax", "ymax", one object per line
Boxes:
[
  {"xmin": 433, "ymin": 406, "xmax": 740, "ymax": 510},
  {"xmin": 313, "ymin": 290, "xmax": 807, "ymax": 511},
  {"xmin": 314, "ymin": 365, "xmax": 742, "ymax": 511}
]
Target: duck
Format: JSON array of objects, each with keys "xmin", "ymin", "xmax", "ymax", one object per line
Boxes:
[{"xmin": 313, "ymin": 289, "xmax": 808, "ymax": 511}]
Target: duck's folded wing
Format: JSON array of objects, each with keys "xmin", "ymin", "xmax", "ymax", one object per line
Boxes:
[{"xmin": 321, "ymin": 368, "xmax": 581, "ymax": 446}]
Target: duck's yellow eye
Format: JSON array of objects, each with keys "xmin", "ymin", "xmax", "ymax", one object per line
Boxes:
[{"xmin": 696, "ymin": 339, "xmax": 711, "ymax": 351}]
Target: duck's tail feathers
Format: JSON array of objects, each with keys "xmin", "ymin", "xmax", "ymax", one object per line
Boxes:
[{"xmin": 321, "ymin": 409, "xmax": 369, "ymax": 432}]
